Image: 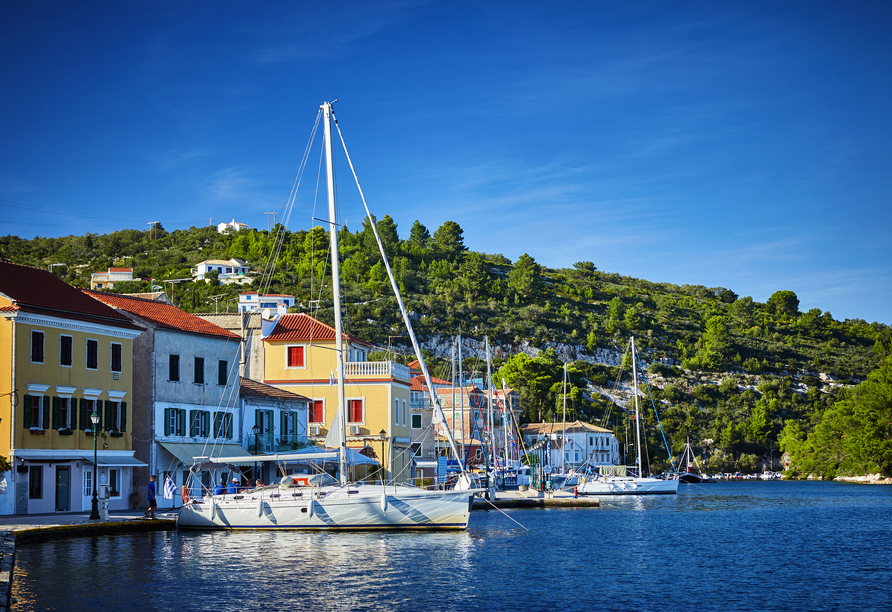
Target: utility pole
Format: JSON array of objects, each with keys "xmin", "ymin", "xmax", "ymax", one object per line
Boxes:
[
  {"xmin": 264, "ymin": 211, "xmax": 277, "ymax": 232},
  {"xmin": 147, "ymin": 221, "xmax": 159, "ymax": 240}
]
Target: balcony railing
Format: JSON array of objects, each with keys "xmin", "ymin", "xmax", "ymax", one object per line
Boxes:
[
  {"xmin": 248, "ymin": 433, "xmax": 308, "ymax": 454},
  {"xmin": 345, "ymin": 361, "xmax": 410, "ymax": 382}
]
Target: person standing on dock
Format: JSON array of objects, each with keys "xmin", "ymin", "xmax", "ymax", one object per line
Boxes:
[{"xmin": 145, "ymin": 475, "xmax": 157, "ymax": 520}]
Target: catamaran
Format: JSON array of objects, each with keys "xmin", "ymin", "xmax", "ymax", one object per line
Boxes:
[{"xmin": 177, "ymin": 101, "xmax": 473, "ymax": 530}]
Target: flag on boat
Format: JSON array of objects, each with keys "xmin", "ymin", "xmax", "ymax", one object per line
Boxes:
[
  {"xmin": 163, "ymin": 475, "xmax": 177, "ymax": 500},
  {"xmin": 329, "ymin": 369, "xmax": 335, "ymax": 386}
]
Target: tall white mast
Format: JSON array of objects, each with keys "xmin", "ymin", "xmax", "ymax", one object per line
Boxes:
[
  {"xmin": 631, "ymin": 336, "xmax": 642, "ymax": 477},
  {"xmin": 485, "ymin": 336, "xmax": 494, "ymax": 494},
  {"xmin": 458, "ymin": 335, "xmax": 465, "ymax": 464},
  {"xmin": 322, "ymin": 101, "xmax": 349, "ymax": 486},
  {"xmin": 561, "ymin": 361, "xmax": 567, "ymax": 475}
]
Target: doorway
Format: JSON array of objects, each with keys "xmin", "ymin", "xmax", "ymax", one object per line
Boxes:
[{"xmin": 55, "ymin": 466, "xmax": 70, "ymax": 512}]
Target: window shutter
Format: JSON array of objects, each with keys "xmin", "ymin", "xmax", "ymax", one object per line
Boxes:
[
  {"xmin": 179, "ymin": 409, "xmax": 186, "ymax": 435},
  {"xmin": 213, "ymin": 412, "xmax": 221, "ymax": 437},
  {"xmin": 280, "ymin": 411, "xmax": 285, "ymax": 436},
  {"xmin": 255, "ymin": 409, "xmax": 261, "ymax": 433},
  {"xmin": 71, "ymin": 400, "xmax": 78, "ymax": 430},
  {"xmin": 52, "ymin": 396, "xmax": 60, "ymax": 429},
  {"xmin": 79, "ymin": 399, "xmax": 88, "ymax": 431},
  {"xmin": 190, "ymin": 410, "xmax": 197, "ymax": 436},
  {"xmin": 267, "ymin": 410, "xmax": 274, "ymax": 436},
  {"xmin": 104, "ymin": 400, "xmax": 112, "ymax": 431},
  {"xmin": 42, "ymin": 396, "xmax": 50, "ymax": 430},
  {"xmin": 226, "ymin": 414, "xmax": 233, "ymax": 439},
  {"xmin": 203, "ymin": 411, "xmax": 210, "ymax": 437},
  {"xmin": 23, "ymin": 395, "xmax": 31, "ymax": 429},
  {"xmin": 120, "ymin": 402, "xmax": 127, "ymax": 433},
  {"xmin": 164, "ymin": 408, "xmax": 171, "ymax": 436},
  {"xmin": 96, "ymin": 400, "xmax": 104, "ymax": 430}
]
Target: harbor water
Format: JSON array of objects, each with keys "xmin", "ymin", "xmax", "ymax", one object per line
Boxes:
[{"xmin": 12, "ymin": 480, "xmax": 892, "ymax": 611}]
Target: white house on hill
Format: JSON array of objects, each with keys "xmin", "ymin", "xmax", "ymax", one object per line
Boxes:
[{"xmin": 217, "ymin": 219, "xmax": 250, "ymax": 233}]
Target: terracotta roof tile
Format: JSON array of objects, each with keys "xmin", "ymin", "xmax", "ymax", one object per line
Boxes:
[
  {"xmin": 239, "ymin": 377, "xmax": 310, "ymax": 402},
  {"xmin": 263, "ymin": 313, "xmax": 371, "ymax": 346},
  {"xmin": 521, "ymin": 420, "xmax": 613, "ymax": 434},
  {"xmin": 0, "ymin": 260, "xmax": 141, "ymax": 330},
  {"xmin": 84, "ymin": 290, "xmax": 240, "ymax": 339}
]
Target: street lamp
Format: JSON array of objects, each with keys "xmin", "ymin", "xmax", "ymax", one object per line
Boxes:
[
  {"xmin": 379, "ymin": 429, "xmax": 386, "ymax": 484},
  {"xmin": 89, "ymin": 410, "xmax": 100, "ymax": 520},
  {"xmin": 252, "ymin": 424, "xmax": 261, "ymax": 482}
]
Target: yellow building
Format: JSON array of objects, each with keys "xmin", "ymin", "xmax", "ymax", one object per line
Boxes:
[
  {"xmin": 261, "ymin": 313, "xmax": 413, "ymax": 483},
  {"xmin": 0, "ymin": 261, "xmax": 144, "ymax": 515}
]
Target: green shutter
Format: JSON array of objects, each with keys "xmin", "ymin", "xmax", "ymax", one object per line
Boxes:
[
  {"xmin": 104, "ymin": 400, "xmax": 112, "ymax": 431},
  {"xmin": 71, "ymin": 399, "xmax": 78, "ymax": 430},
  {"xmin": 280, "ymin": 411, "xmax": 285, "ymax": 437},
  {"xmin": 189, "ymin": 410, "xmax": 197, "ymax": 436},
  {"xmin": 96, "ymin": 400, "xmax": 103, "ymax": 430},
  {"xmin": 226, "ymin": 414, "xmax": 232, "ymax": 439},
  {"xmin": 79, "ymin": 398, "xmax": 88, "ymax": 430},
  {"xmin": 52, "ymin": 396, "xmax": 60, "ymax": 429},
  {"xmin": 23, "ymin": 395, "xmax": 31, "ymax": 429},
  {"xmin": 179, "ymin": 409, "xmax": 186, "ymax": 435},
  {"xmin": 255, "ymin": 409, "xmax": 261, "ymax": 432},
  {"xmin": 120, "ymin": 402, "xmax": 127, "ymax": 433},
  {"xmin": 42, "ymin": 396, "xmax": 50, "ymax": 430},
  {"xmin": 213, "ymin": 412, "xmax": 221, "ymax": 437},
  {"xmin": 164, "ymin": 408, "xmax": 171, "ymax": 436}
]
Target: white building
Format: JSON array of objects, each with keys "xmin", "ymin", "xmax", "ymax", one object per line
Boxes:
[
  {"xmin": 217, "ymin": 219, "xmax": 250, "ymax": 234},
  {"xmin": 521, "ymin": 420, "xmax": 620, "ymax": 471},
  {"xmin": 191, "ymin": 259, "xmax": 252, "ymax": 285},
  {"xmin": 90, "ymin": 267, "xmax": 134, "ymax": 290},
  {"xmin": 238, "ymin": 292, "xmax": 295, "ymax": 313}
]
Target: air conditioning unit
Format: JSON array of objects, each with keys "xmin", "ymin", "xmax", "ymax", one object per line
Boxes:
[
  {"xmin": 308, "ymin": 425, "xmax": 320, "ymax": 436},
  {"xmin": 348, "ymin": 425, "xmax": 361, "ymax": 435}
]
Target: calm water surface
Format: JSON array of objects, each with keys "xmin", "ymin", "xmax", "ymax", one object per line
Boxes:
[{"xmin": 12, "ymin": 480, "xmax": 892, "ymax": 611}]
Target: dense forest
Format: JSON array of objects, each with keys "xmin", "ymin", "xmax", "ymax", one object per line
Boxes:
[{"xmin": 3, "ymin": 220, "xmax": 890, "ymax": 477}]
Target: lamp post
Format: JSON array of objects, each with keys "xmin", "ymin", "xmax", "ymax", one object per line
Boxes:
[
  {"xmin": 379, "ymin": 429, "xmax": 386, "ymax": 484},
  {"xmin": 89, "ymin": 410, "xmax": 100, "ymax": 520},
  {"xmin": 252, "ymin": 424, "xmax": 261, "ymax": 482}
]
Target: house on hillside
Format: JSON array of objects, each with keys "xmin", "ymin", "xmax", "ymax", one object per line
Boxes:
[
  {"xmin": 521, "ymin": 420, "xmax": 620, "ymax": 471},
  {"xmin": 217, "ymin": 219, "xmax": 250, "ymax": 234},
  {"xmin": 0, "ymin": 261, "xmax": 145, "ymax": 515},
  {"xmin": 191, "ymin": 259, "xmax": 252, "ymax": 285},
  {"xmin": 261, "ymin": 313, "xmax": 411, "ymax": 483},
  {"xmin": 237, "ymin": 292, "xmax": 295, "ymax": 314},
  {"xmin": 90, "ymin": 267, "xmax": 134, "ymax": 290},
  {"xmin": 85, "ymin": 290, "xmax": 245, "ymax": 509}
]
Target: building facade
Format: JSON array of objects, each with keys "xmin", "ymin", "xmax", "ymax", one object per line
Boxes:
[
  {"xmin": 0, "ymin": 262, "xmax": 144, "ymax": 515},
  {"xmin": 90, "ymin": 267, "xmax": 134, "ymax": 290}
]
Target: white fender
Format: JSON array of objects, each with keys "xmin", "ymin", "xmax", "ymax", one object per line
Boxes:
[{"xmin": 380, "ymin": 492, "xmax": 388, "ymax": 513}]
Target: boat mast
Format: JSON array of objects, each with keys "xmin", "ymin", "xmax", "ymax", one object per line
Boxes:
[
  {"xmin": 322, "ymin": 101, "xmax": 349, "ymax": 486},
  {"xmin": 631, "ymin": 336, "xmax": 643, "ymax": 477},
  {"xmin": 458, "ymin": 335, "xmax": 465, "ymax": 464},
  {"xmin": 485, "ymin": 336, "xmax": 494, "ymax": 494},
  {"xmin": 561, "ymin": 362, "xmax": 567, "ymax": 475}
]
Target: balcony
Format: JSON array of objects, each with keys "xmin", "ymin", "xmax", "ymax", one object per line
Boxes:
[
  {"xmin": 345, "ymin": 361, "xmax": 410, "ymax": 382},
  {"xmin": 248, "ymin": 433, "xmax": 308, "ymax": 454}
]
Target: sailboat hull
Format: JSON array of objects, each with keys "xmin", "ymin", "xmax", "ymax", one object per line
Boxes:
[
  {"xmin": 177, "ymin": 484, "xmax": 473, "ymax": 530},
  {"xmin": 577, "ymin": 476, "xmax": 679, "ymax": 496}
]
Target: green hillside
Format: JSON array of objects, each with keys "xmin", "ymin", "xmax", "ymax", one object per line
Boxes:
[{"xmin": 4, "ymin": 220, "xmax": 890, "ymax": 476}]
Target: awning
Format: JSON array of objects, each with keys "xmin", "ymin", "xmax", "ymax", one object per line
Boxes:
[
  {"xmin": 95, "ymin": 456, "xmax": 147, "ymax": 467},
  {"xmin": 13, "ymin": 450, "xmax": 145, "ymax": 466},
  {"xmin": 160, "ymin": 442, "xmax": 254, "ymax": 466},
  {"xmin": 414, "ymin": 460, "xmax": 438, "ymax": 469}
]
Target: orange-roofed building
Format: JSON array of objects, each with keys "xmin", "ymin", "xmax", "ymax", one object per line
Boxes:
[
  {"xmin": 0, "ymin": 261, "xmax": 144, "ymax": 515},
  {"xmin": 90, "ymin": 267, "xmax": 134, "ymax": 290},
  {"xmin": 86, "ymin": 290, "xmax": 246, "ymax": 509},
  {"xmin": 261, "ymin": 313, "xmax": 413, "ymax": 483}
]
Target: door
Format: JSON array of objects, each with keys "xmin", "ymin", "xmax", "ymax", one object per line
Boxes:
[{"xmin": 55, "ymin": 466, "xmax": 70, "ymax": 512}]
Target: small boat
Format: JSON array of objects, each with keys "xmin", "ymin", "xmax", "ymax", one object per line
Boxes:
[
  {"xmin": 675, "ymin": 438, "xmax": 716, "ymax": 484},
  {"xmin": 178, "ymin": 101, "xmax": 473, "ymax": 530}
]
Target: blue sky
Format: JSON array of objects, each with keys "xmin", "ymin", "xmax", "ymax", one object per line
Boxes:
[{"xmin": 2, "ymin": 1, "xmax": 891, "ymax": 324}]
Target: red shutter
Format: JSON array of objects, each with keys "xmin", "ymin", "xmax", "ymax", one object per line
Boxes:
[
  {"xmin": 288, "ymin": 346, "xmax": 304, "ymax": 367},
  {"xmin": 348, "ymin": 400, "xmax": 363, "ymax": 423},
  {"xmin": 309, "ymin": 401, "xmax": 323, "ymax": 423}
]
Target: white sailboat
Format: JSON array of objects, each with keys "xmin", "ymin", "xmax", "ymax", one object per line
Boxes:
[
  {"xmin": 577, "ymin": 337, "xmax": 679, "ymax": 496},
  {"xmin": 178, "ymin": 101, "xmax": 473, "ymax": 530}
]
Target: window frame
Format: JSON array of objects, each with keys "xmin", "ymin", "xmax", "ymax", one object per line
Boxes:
[
  {"xmin": 169, "ymin": 354, "xmax": 180, "ymax": 382},
  {"xmin": 30, "ymin": 330, "xmax": 44, "ymax": 363},
  {"xmin": 29, "ymin": 465, "xmax": 43, "ymax": 499},
  {"xmin": 110, "ymin": 342, "xmax": 122, "ymax": 373},
  {"xmin": 217, "ymin": 360, "xmax": 227, "ymax": 386},
  {"xmin": 411, "ymin": 413, "xmax": 422, "ymax": 429},
  {"xmin": 86, "ymin": 338, "xmax": 98, "ymax": 370},
  {"xmin": 402, "ymin": 400, "xmax": 407, "ymax": 427},
  {"xmin": 83, "ymin": 468, "xmax": 93, "ymax": 497},
  {"xmin": 309, "ymin": 400, "xmax": 324, "ymax": 424},
  {"xmin": 286, "ymin": 344, "xmax": 306, "ymax": 369},
  {"xmin": 347, "ymin": 398, "xmax": 364, "ymax": 424},
  {"xmin": 411, "ymin": 443, "xmax": 422, "ymax": 457},
  {"xmin": 59, "ymin": 335, "xmax": 73, "ymax": 367}
]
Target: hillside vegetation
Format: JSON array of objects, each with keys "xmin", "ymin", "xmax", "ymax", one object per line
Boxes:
[{"xmin": 4, "ymin": 220, "xmax": 890, "ymax": 476}]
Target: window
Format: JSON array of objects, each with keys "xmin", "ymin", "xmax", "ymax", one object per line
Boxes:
[
  {"xmin": 589, "ymin": 436, "xmax": 593, "ymax": 446},
  {"xmin": 347, "ymin": 399, "xmax": 363, "ymax": 423},
  {"xmin": 411, "ymin": 443, "xmax": 422, "ymax": 457},
  {"xmin": 402, "ymin": 400, "xmax": 407, "ymax": 427},
  {"xmin": 169, "ymin": 354, "xmax": 180, "ymax": 381},
  {"xmin": 411, "ymin": 414, "xmax": 422, "ymax": 429},
  {"xmin": 218, "ymin": 360, "xmax": 227, "ymax": 386},
  {"xmin": 287, "ymin": 346, "xmax": 305, "ymax": 368},
  {"xmin": 474, "ymin": 448, "xmax": 482, "ymax": 461},
  {"xmin": 106, "ymin": 401, "xmax": 126, "ymax": 432},
  {"xmin": 110, "ymin": 343, "xmax": 122, "ymax": 372},
  {"xmin": 309, "ymin": 400, "xmax": 324, "ymax": 424},
  {"xmin": 83, "ymin": 469, "xmax": 93, "ymax": 497},
  {"xmin": 86, "ymin": 339, "xmax": 98, "ymax": 369},
  {"xmin": 165, "ymin": 408, "xmax": 186, "ymax": 436},
  {"xmin": 108, "ymin": 468, "xmax": 121, "ymax": 497},
  {"xmin": 25, "ymin": 395, "xmax": 46, "ymax": 429},
  {"xmin": 281, "ymin": 411, "xmax": 297, "ymax": 436},
  {"xmin": 213, "ymin": 412, "xmax": 233, "ymax": 439},
  {"xmin": 394, "ymin": 399, "xmax": 399, "ymax": 425},
  {"xmin": 53, "ymin": 397, "xmax": 76, "ymax": 430},
  {"xmin": 29, "ymin": 466, "xmax": 43, "ymax": 499},
  {"xmin": 78, "ymin": 398, "xmax": 98, "ymax": 431},
  {"xmin": 60, "ymin": 335, "xmax": 73, "ymax": 366},
  {"xmin": 190, "ymin": 410, "xmax": 210, "ymax": 437},
  {"xmin": 194, "ymin": 357, "xmax": 205, "ymax": 384},
  {"xmin": 255, "ymin": 409, "xmax": 272, "ymax": 434},
  {"xmin": 31, "ymin": 331, "xmax": 44, "ymax": 363}
]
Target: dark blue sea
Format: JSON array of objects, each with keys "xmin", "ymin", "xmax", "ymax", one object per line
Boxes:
[{"xmin": 12, "ymin": 480, "xmax": 892, "ymax": 611}]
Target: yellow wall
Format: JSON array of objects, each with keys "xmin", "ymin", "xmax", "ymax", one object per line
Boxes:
[
  {"xmin": 0, "ymin": 298, "xmax": 14, "ymax": 457},
  {"xmin": 8, "ymin": 316, "xmax": 134, "ymax": 454}
]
